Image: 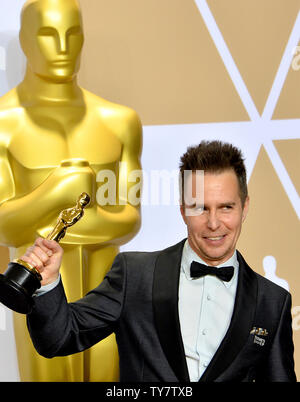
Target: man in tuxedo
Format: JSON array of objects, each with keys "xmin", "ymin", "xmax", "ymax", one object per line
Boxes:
[{"xmin": 23, "ymin": 141, "xmax": 296, "ymax": 382}]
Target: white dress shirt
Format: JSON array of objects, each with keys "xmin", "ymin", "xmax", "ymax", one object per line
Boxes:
[{"xmin": 178, "ymin": 239, "xmax": 239, "ymax": 381}]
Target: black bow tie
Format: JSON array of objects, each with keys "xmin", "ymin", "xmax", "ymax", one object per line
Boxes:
[{"xmin": 190, "ymin": 261, "xmax": 234, "ymax": 282}]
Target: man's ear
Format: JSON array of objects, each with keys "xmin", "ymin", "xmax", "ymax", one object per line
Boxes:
[
  {"xmin": 180, "ymin": 204, "xmax": 187, "ymax": 225},
  {"xmin": 242, "ymin": 196, "xmax": 250, "ymax": 222}
]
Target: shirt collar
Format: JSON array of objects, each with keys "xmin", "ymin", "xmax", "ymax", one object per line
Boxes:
[{"xmin": 181, "ymin": 239, "xmax": 239, "ymax": 287}]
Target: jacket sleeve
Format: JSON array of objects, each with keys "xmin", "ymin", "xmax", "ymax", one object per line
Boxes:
[
  {"xmin": 261, "ymin": 292, "xmax": 297, "ymax": 382},
  {"xmin": 27, "ymin": 253, "xmax": 126, "ymax": 358}
]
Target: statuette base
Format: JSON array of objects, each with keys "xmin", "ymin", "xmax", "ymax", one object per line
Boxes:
[{"xmin": 0, "ymin": 262, "xmax": 41, "ymax": 314}]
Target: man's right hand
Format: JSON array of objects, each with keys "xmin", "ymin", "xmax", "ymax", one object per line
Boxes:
[{"xmin": 20, "ymin": 237, "xmax": 63, "ymax": 286}]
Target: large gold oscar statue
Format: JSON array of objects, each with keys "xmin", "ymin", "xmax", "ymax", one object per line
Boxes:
[{"xmin": 0, "ymin": 0, "xmax": 142, "ymax": 381}]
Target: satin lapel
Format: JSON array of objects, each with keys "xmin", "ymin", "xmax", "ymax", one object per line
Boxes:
[
  {"xmin": 199, "ymin": 251, "xmax": 258, "ymax": 382},
  {"xmin": 152, "ymin": 239, "xmax": 190, "ymax": 382}
]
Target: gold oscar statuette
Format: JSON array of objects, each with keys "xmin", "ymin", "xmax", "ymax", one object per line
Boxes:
[{"xmin": 0, "ymin": 193, "xmax": 90, "ymax": 314}]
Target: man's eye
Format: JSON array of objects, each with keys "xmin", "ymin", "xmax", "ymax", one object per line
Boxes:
[{"xmin": 188, "ymin": 205, "xmax": 204, "ymax": 213}]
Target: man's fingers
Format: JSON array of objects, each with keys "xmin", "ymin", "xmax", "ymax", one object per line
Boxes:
[
  {"xmin": 21, "ymin": 253, "xmax": 44, "ymax": 271},
  {"xmin": 34, "ymin": 247, "xmax": 50, "ymax": 264},
  {"xmin": 35, "ymin": 237, "xmax": 53, "ymax": 257},
  {"xmin": 20, "ymin": 255, "xmax": 35, "ymax": 267},
  {"xmin": 42, "ymin": 238, "xmax": 63, "ymax": 254},
  {"xmin": 23, "ymin": 243, "xmax": 50, "ymax": 270}
]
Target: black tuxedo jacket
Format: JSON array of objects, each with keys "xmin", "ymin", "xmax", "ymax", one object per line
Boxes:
[{"xmin": 27, "ymin": 239, "xmax": 296, "ymax": 382}]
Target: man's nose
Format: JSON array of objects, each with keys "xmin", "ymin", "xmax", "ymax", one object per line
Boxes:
[{"xmin": 207, "ymin": 210, "xmax": 221, "ymax": 230}]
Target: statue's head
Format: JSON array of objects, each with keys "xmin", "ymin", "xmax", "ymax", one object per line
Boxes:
[
  {"xmin": 19, "ymin": 0, "xmax": 84, "ymax": 82},
  {"xmin": 78, "ymin": 192, "xmax": 90, "ymax": 208}
]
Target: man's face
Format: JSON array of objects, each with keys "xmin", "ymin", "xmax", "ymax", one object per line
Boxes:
[
  {"xmin": 20, "ymin": 0, "xmax": 84, "ymax": 82},
  {"xmin": 180, "ymin": 169, "xmax": 249, "ymax": 266}
]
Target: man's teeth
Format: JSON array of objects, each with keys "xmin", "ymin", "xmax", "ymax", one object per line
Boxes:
[{"xmin": 206, "ymin": 236, "xmax": 224, "ymax": 240}]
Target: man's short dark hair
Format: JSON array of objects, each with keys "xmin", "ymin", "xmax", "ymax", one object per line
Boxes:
[{"xmin": 179, "ymin": 140, "xmax": 248, "ymax": 206}]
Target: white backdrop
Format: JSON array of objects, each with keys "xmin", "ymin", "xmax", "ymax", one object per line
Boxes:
[{"xmin": 0, "ymin": 0, "xmax": 299, "ymax": 381}]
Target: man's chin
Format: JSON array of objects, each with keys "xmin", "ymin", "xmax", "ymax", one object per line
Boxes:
[
  {"xmin": 189, "ymin": 239, "xmax": 233, "ymax": 264},
  {"xmin": 200, "ymin": 247, "xmax": 233, "ymax": 265}
]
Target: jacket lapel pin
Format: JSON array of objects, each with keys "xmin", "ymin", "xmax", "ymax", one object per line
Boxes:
[
  {"xmin": 250, "ymin": 327, "xmax": 268, "ymax": 346},
  {"xmin": 250, "ymin": 327, "xmax": 268, "ymax": 336},
  {"xmin": 253, "ymin": 335, "xmax": 265, "ymax": 346}
]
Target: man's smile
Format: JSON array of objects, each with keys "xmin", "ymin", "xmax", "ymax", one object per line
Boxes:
[{"xmin": 202, "ymin": 234, "xmax": 227, "ymax": 246}]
